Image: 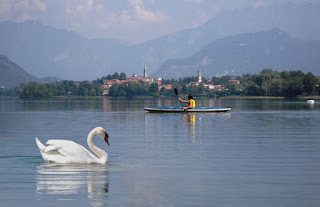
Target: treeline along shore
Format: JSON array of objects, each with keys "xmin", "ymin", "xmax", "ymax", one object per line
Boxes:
[{"xmin": 1, "ymin": 69, "xmax": 319, "ymax": 99}]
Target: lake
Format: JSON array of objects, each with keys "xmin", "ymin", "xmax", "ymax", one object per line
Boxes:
[{"xmin": 0, "ymin": 97, "xmax": 319, "ymax": 207}]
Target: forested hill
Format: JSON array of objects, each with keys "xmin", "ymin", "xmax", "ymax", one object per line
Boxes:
[{"xmin": 0, "ymin": 55, "xmax": 59, "ymax": 88}]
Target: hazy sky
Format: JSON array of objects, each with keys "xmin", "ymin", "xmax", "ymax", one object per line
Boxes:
[{"xmin": 0, "ymin": 0, "xmax": 318, "ymax": 43}]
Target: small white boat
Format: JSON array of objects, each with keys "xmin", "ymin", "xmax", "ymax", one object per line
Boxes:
[{"xmin": 307, "ymin": 100, "xmax": 315, "ymax": 104}]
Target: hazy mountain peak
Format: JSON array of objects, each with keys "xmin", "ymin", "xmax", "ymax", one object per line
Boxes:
[
  {"xmin": 1, "ymin": 3, "xmax": 320, "ymax": 81},
  {"xmin": 153, "ymin": 28, "xmax": 320, "ymax": 79},
  {"xmin": 0, "ymin": 54, "xmax": 59, "ymax": 88}
]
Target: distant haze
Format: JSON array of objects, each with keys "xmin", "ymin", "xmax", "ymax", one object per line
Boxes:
[
  {"xmin": 0, "ymin": 0, "xmax": 319, "ymax": 44},
  {"xmin": 0, "ymin": 1, "xmax": 320, "ymax": 81},
  {"xmin": 153, "ymin": 28, "xmax": 320, "ymax": 79}
]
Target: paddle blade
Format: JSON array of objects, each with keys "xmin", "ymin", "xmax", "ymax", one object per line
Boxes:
[
  {"xmin": 174, "ymin": 88, "xmax": 178, "ymax": 96},
  {"xmin": 174, "ymin": 88, "xmax": 183, "ymax": 108}
]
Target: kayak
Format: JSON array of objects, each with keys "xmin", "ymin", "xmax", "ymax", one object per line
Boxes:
[{"xmin": 144, "ymin": 107, "xmax": 231, "ymax": 113}]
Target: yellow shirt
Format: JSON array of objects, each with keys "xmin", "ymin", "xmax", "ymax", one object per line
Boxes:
[{"xmin": 188, "ymin": 99, "xmax": 195, "ymax": 108}]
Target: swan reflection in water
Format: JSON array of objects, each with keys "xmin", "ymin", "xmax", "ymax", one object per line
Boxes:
[{"xmin": 36, "ymin": 163, "xmax": 109, "ymax": 206}]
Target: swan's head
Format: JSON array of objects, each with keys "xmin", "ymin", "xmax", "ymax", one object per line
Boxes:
[{"xmin": 93, "ymin": 126, "xmax": 110, "ymax": 146}]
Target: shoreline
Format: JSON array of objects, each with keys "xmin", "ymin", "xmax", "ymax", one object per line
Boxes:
[
  {"xmin": 1, "ymin": 95, "xmax": 320, "ymax": 100},
  {"xmin": 220, "ymin": 95, "xmax": 320, "ymax": 99}
]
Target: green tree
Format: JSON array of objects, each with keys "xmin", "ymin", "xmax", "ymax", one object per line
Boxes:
[
  {"xmin": 89, "ymin": 88, "xmax": 96, "ymax": 96},
  {"xmin": 303, "ymin": 72, "xmax": 317, "ymax": 95},
  {"xmin": 282, "ymin": 77, "xmax": 304, "ymax": 97},
  {"xmin": 289, "ymin": 70, "xmax": 304, "ymax": 78},
  {"xmin": 19, "ymin": 82, "xmax": 49, "ymax": 98},
  {"xmin": 280, "ymin": 70, "xmax": 290, "ymax": 79},
  {"xmin": 226, "ymin": 82, "xmax": 242, "ymax": 95},
  {"xmin": 113, "ymin": 72, "xmax": 119, "ymax": 80},
  {"xmin": 269, "ymin": 79, "xmax": 282, "ymax": 96},
  {"xmin": 119, "ymin": 72, "xmax": 127, "ymax": 80},
  {"xmin": 56, "ymin": 84, "xmax": 66, "ymax": 96},
  {"xmin": 149, "ymin": 83, "xmax": 159, "ymax": 97},
  {"xmin": 219, "ymin": 76, "xmax": 230, "ymax": 85},
  {"xmin": 109, "ymin": 83, "xmax": 126, "ymax": 97},
  {"xmin": 248, "ymin": 75, "xmax": 263, "ymax": 88},
  {"xmin": 244, "ymin": 82, "xmax": 265, "ymax": 96},
  {"xmin": 260, "ymin": 69, "xmax": 274, "ymax": 74},
  {"xmin": 181, "ymin": 84, "xmax": 189, "ymax": 95},
  {"xmin": 77, "ymin": 83, "xmax": 89, "ymax": 96}
]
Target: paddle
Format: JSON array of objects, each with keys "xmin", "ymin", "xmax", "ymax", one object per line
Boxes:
[{"xmin": 174, "ymin": 88, "xmax": 184, "ymax": 108}]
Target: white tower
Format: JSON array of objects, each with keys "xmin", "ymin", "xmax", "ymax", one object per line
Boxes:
[
  {"xmin": 144, "ymin": 65, "xmax": 148, "ymax": 77},
  {"xmin": 198, "ymin": 69, "xmax": 202, "ymax": 83}
]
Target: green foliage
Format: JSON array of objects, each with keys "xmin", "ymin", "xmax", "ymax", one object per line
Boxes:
[
  {"xmin": 212, "ymin": 75, "xmax": 230, "ymax": 85},
  {"xmin": 109, "ymin": 82, "xmax": 149, "ymax": 97},
  {"xmin": 119, "ymin": 72, "xmax": 127, "ymax": 80},
  {"xmin": 282, "ymin": 77, "xmax": 304, "ymax": 97},
  {"xmin": 17, "ymin": 80, "xmax": 102, "ymax": 98},
  {"xmin": 226, "ymin": 82, "xmax": 243, "ymax": 95},
  {"xmin": 109, "ymin": 83, "xmax": 126, "ymax": 97},
  {"xmin": 243, "ymin": 70, "xmax": 318, "ymax": 97},
  {"xmin": 260, "ymin": 69, "xmax": 274, "ymax": 74},
  {"xmin": 1, "ymin": 69, "xmax": 318, "ymax": 99},
  {"xmin": 19, "ymin": 82, "xmax": 46, "ymax": 98},
  {"xmin": 303, "ymin": 72, "xmax": 317, "ymax": 95},
  {"xmin": 0, "ymin": 87, "xmax": 19, "ymax": 96},
  {"xmin": 96, "ymin": 72, "xmax": 127, "ymax": 84},
  {"xmin": 149, "ymin": 83, "xmax": 159, "ymax": 97},
  {"xmin": 162, "ymin": 76, "xmax": 207, "ymax": 85},
  {"xmin": 244, "ymin": 82, "xmax": 265, "ymax": 96}
]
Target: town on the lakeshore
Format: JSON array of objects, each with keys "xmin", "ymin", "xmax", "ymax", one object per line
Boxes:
[
  {"xmin": 100, "ymin": 65, "xmax": 239, "ymax": 96},
  {"xmin": 2, "ymin": 65, "xmax": 319, "ymax": 99}
]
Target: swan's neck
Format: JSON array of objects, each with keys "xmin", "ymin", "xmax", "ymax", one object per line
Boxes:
[{"xmin": 87, "ymin": 131, "xmax": 108, "ymax": 161}]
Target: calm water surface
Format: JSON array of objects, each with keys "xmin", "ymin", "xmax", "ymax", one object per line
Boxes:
[{"xmin": 0, "ymin": 97, "xmax": 319, "ymax": 207}]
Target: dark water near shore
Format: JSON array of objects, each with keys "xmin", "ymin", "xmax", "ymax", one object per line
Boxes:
[{"xmin": 0, "ymin": 97, "xmax": 319, "ymax": 207}]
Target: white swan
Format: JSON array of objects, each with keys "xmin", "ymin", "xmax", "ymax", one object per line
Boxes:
[
  {"xmin": 307, "ymin": 99, "xmax": 315, "ymax": 104},
  {"xmin": 35, "ymin": 126, "xmax": 110, "ymax": 164}
]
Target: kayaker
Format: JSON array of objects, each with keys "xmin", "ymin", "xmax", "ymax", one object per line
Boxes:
[{"xmin": 179, "ymin": 94, "xmax": 195, "ymax": 110}]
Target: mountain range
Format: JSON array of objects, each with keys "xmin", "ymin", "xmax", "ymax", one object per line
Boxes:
[
  {"xmin": 153, "ymin": 28, "xmax": 320, "ymax": 79},
  {"xmin": 0, "ymin": 3, "xmax": 320, "ymax": 81}
]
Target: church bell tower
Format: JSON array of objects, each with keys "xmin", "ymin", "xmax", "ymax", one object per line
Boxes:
[
  {"xmin": 144, "ymin": 65, "xmax": 148, "ymax": 77},
  {"xmin": 198, "ymin": 69, "xmax": 202, "ymax": 83}
]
